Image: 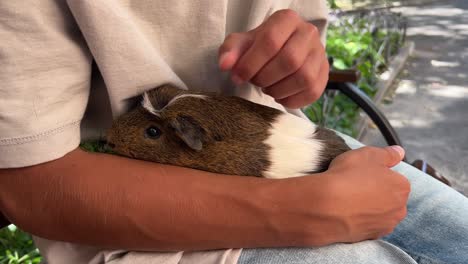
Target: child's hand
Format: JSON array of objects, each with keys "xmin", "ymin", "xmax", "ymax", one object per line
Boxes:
[
  {"xmin": 218, "ymin": 9, "xmax": 329, "ymax": 109},
  {"xmin": 322, "ymin": 146, "xmax": 410, "ymax": 242}
]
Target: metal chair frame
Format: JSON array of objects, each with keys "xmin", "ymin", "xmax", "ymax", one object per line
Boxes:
[{"xmin": 327, "ymin": 69, "xmax": 403, "ymax": 148}]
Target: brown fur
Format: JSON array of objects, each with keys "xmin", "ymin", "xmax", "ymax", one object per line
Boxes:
[
  {"xmin": 107, "ymin": 85, "xmax": 350, "ymax": 177},
  {"xmin": 107, "ymin": 85, "xmax": 281, "ymax": 176},
  {"xmin": 312, "ymin": 127, "xmax": 351, "ymax": 173}
]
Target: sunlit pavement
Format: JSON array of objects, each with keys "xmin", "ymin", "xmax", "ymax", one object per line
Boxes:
[{"xmin": 361, "ymin": 0, "xmax": 468, "ymax": 195}]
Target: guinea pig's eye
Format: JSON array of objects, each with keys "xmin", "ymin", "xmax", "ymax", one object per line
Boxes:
[{"xmin": 145, "ymin": 126, "xmax": 161, "ymax": 139}]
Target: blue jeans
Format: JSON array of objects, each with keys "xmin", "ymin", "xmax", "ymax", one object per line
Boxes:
[{"xmin": 238, "ymin": 134, "xmax": 468, "ymax": 264}]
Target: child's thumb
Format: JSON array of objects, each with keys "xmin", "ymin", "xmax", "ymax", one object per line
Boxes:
[{"xmin": 218, "ymin": 32, "xmax": 253, "ymax": 71}]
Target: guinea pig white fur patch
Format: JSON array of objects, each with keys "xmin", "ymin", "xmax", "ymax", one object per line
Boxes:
[
  {"xmin": 142, "ymin": 92, "xmax": 208, "ymax": 116},
  {"xmin": 263, "ymin": 113, "xmax": 323, "ymax": 179}
]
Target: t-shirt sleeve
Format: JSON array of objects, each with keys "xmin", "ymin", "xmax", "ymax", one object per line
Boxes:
[{"xmin": 0, "ymin": 1, "xmax": 92, "ymax": 168}]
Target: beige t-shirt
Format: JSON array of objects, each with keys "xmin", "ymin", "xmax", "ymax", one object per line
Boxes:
[{"xmin": 0, "ymin": 0, "xmax": 328, "ymax": 263}]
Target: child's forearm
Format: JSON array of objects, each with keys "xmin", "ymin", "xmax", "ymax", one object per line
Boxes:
[
  {"xmin": 0, "ymin": 148, "xmax": 328, "ymax": 250},
  {"xmin": 0, "ymin": 146, "xmax": 409, "ymax": 250}
]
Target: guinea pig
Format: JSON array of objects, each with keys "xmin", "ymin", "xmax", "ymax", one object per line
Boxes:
[{"xmin": 106, "ymin": 85, "xmax": 350, "ymax": 179}]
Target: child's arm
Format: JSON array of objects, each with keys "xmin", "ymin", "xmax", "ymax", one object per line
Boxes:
[{"xmin": 0, "ymin": 146, "xmax": 408, "ymax": 251}]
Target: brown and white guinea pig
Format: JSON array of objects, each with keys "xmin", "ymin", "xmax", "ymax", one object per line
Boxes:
[{"xmin": 106, "ymin": 85, "xmax": 350, "ymax": 179}]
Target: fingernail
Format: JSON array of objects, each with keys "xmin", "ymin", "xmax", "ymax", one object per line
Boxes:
[
  {"xmin": 390, "ymin": 145, "xmax": 405, "ymax": 159},
  {"xmin": 231, "ymin": 74, "xmax": 244, "ymax": 86}
]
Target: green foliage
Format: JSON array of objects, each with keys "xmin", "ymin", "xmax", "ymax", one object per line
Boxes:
[
  {"xmin": 304, "ymin": 93, "xmax": 361, "ymax": 136},
  {"xmin": 330, "ymin": 0, "xmax": 400, "ymax": 10},
  {"xmin": 327, "ymin": 19, "xmax": 390, "ymax": 97},
  {"xmin": 327, "ymin": 0, "xmax": 340, "ymax": 9},
  {"xmin": 80, "ymin": 140, "xmax": 115, "ymax": 154},
  {"xmin": 305, "ymin": 14, "xmax": 405, "ymax": 136},
  {"xmin": 0, "ymin": 226, "xmax": 41, "ymax": 264}
]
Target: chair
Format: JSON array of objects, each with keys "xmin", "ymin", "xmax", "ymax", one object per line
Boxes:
[{"xmin": 327, "ymin": 68, "xmax": 404, "ymax": 149}]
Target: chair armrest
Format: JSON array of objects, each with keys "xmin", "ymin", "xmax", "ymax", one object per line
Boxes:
[{"xmin": 329, "ymin": 69, "xmax": 360, "ymax": 83}]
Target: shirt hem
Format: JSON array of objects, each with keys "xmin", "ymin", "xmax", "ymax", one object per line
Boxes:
[{"xmin": 0, "ymin": 121, "xmax": 82, "ymax": 168}]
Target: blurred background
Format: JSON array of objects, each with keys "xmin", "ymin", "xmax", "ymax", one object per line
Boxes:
[{"xmin": 306, "ymin": 0, "xmax": 467, "ymax": 196}]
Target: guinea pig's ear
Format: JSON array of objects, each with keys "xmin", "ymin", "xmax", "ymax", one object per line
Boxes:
[{"xmin": 169, "ymin": 115, "xmax": 205, "ymax": 151}]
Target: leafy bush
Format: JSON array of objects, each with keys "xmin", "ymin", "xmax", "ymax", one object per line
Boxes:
[
  {"xmin": 305, "ymin": 12, "xmax": 406, "ymax": 136},
  {"xmin": 80, "ymin": 140, "xmax": 115, "ymax": 154},
  {"xmin": 0, "ymin": 226, "xmax": 40, "ymax": 264},
  {"xmin": 328, "ymin": 0, "xmax": 403, "ymax": 10}
]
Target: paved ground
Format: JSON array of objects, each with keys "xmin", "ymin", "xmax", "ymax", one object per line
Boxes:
[{"xmin": 361, "ymin": 0, "xmax": 468, "ymax": 196}]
